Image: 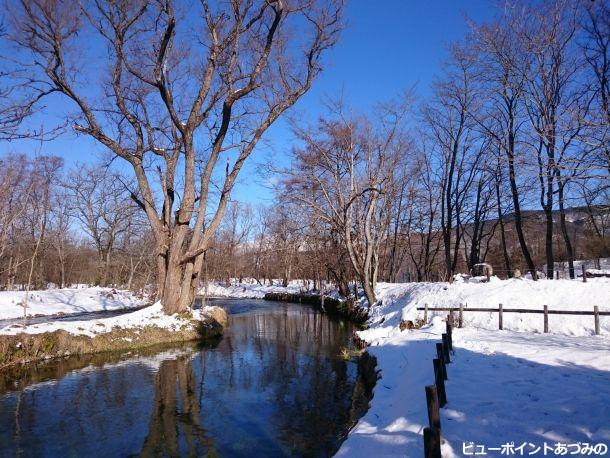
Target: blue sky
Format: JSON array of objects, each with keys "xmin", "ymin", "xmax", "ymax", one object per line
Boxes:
[{"xmin": 1, "ymin": 0, "xmax": 497, "ymax": 207}]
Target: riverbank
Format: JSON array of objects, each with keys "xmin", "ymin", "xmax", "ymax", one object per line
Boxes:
[
  {"xmin": 337, "ymin": 278, "xmax": 610, "ymax": 457},
  {"xmin": 263, "ymin": 292, "xmax": 369, "ymax": 325},
  {"xmin": 0, "ymin": 303, "xmax": 227, "ymax": 369},
  {"xmin": 0, "ymin": 299, "xmax": 371, "ymax": 456},
  {"xmin": 0, "ymin": 287, "xmax": 148, "ymax": 321},
  {"xmin": 205, "ymin": 281, "xmax": 369, "ymax": 325}
]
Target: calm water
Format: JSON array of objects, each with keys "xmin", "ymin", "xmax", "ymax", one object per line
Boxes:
[{"xmin": 0, "ymin": 300, "xmax": 375, "ymax": 457}]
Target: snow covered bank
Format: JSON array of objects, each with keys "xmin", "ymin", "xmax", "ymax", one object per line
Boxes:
[
  {"xmin": 440, "ymin": 328, "xmax": 610, "ymax": 456},
  {"xmin": 338, "ymin": 278, "xmax": 610, "ymax": 457},
  {"xmin": 375, "ymin": 278, "xmax": 610, "ymax": 337},
  {"xmin": 0, "ymin": 287, "xmax": 148, "ymax": 321},
  {"xmin": 205, "ymin": 280, "xmax": 313, "ymax": 299},
  {"xmin": 1, "ymin": 302, "xmax": 188, "ymax": 337},
  {"xmin": 0, "ymin": 302, "xmax": 227, "ymax": 369}
]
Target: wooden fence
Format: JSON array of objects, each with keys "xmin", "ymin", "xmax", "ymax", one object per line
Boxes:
[
  {"xmin": 417, "ymin": 304, "xmax": 609, "ymax": 335},
  {"xmin": 423, "ymin": 320, "xmax": 453, "ymax": 458}
]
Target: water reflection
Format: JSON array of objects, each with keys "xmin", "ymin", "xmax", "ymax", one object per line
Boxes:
[
  {"xmin": 0, "ymin": 301, "xmax": 375, "ymax": 457},
  {"xmin": 140, "ymin": 357, "xmax": 216, "ymax": 457}
]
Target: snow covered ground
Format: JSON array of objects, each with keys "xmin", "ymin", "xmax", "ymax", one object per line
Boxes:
[
  {"xmin": 376, "ymin": 277, "xmax": 610, "ymax": 336},
  {"xmin": 337, "ymin": 278, "xmax": 610, "ymax": 457},
  {"xmin": 205, "ymin": 279, "xmax": 327, "ymax": 299},
  {"xmin": 206, "ymin": 281, "xmax": 303, "ymax": 299},
  {"xmin": 0, "ymin": 301, "xmax": 218, "ymax": 337},
  {"xmin": 0, "ymin": 287, "xmax": 148, "ymax": 321}
]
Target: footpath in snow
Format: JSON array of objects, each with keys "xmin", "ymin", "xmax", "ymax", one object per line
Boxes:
[
  {"xmin": 338, "ymin": 278, "xmax": 610, "ymax": 457},
  {"xmin": 0, "ymin": 287, "xmax": 148, "ymax": 321}
]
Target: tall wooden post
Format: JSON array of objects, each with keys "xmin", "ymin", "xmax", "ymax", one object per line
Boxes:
[
  {"xmin": 423, "ymin": 427, "xmax": 441, "ymax": 458},
  {"xmin": 441, "ymin": 334, "xmax": 451, "ymax": 363},
  {"xmin": 582, "ymin": 264, "xmax": 587, "ymax": 283},
  {"xmin": 433, "ymin": 358, "xmax": 447, "ymax": 407},
  {"xmin": 499, "ymin": 303, "xmax": 503, "ymax": 330},
  {"xmin": 594, "ymin": 306, "xmax": 600, "ymax": 336},
  {"xmin": 425, "ymin": 385, "xmax": 441, "ymax": 430},
  {"xmin": 543, "ymin": 305, "xmax": 549, "ymax": 333},
  {"xmin": 436, "ymin": 343, "xmax": 447, "ymax": 380},
  {"xmin": 459, "ymin": 304, "xmax": 464, "ymax": 328}
]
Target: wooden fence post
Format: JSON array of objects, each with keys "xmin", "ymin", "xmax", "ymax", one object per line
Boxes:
[
  {"xmin": 436, "ymin": 343, "xmax": 447, "ymax": 380},
  {"xmin": 594, "ymin": 306, "xmax": 600, "ymax": 336},
  {"xmin": 582, "ymin": 264, "xmax": 587, "ymax": 283},
  {"xmin": 445, "ymin": 321, "xmax": 453, "ymax": 351},
  {"xmin": 425, "ymin": 385, "xmax": 441, "ymax": 429},
  {"xmin": 459, "ymin": 304, "xmax": 464, "ymax": 328},
  {"xmin": 433, "ymin": 358, "xmax": 447, "ymax": 407},
  {"xmin": 544, "ymin": 305, "xmax": 549, "ymax": 333},
  {"xmin": 423, "ymin": 427, "xmax": 441, "ymax": 458},
  {"xmin": 424, "ymin": 303, "xmax": 428, "ymax": 323},
  {"xmin": 499, "ymin": 303, "xmax": 503, "ymax": 330},
  {"xmin": 441, "ymin": 334, "xmax": 451, "ymax": 363}
]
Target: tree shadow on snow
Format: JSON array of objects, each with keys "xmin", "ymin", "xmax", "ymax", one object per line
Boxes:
[
  {"xmin": 339, "ymin": 335, "xmax": 610, "ymax": 457},
  {"xmin": 442, "ymin": 347, "xmax": 610, "ymax": 455}
]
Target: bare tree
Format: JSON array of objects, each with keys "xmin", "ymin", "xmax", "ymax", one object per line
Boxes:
[
  {"xmin": 21, "ymin": 156, "xmax": 62, "ymax": 315},
  {"xmin": 48, "ymin": 188, "xmax": 72, "ymax": 288},
  {"xmin": 64, "ymin": 165, "xmax": 140, "ymax": 286},
  {"xmin": 581, "ymin": 0, "xmax": 610, "ymax": 175},
  {"xmin": 471, "ymin": 9, "xmax": 539, "ymax": 278},
  {"xmin": 8, "ymin": 0, "xmax": 343, "ymax": 313},
  {"xmin": 423, "ymin": 44, "xmax": 484, "ymax": 279},
  {"xmin": 282, "ymin": 101, "xmax": 406, "ymax": 306},
  {"xmin": 518, "ymin": 0, "xmax": 583, "ymax": 278},
  {"xmin": 405, "ymin": 149, "xmax": 443, "ymax": 281}
]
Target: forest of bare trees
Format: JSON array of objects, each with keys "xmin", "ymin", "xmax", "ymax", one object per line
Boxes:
[
  {"xmin": 0, "ymin": 0, "xmax": 608, "ymax": 310},
  {"xmin": 210, "ymin": 0, "xmax": 610, "ymax": 307}
]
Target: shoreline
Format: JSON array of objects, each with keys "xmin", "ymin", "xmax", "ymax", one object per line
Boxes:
[
  {"xmin": 0, "ymin": 304, "xmax": 228, "ymax": 370},
  {"xmin": 262, "ymin": 292, "xmax": 369, "ymax": 326}
]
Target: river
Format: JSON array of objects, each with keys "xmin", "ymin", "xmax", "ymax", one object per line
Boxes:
[{"xmin": 0, "ymin": 299, "xmax": 375, "ymax": 457}]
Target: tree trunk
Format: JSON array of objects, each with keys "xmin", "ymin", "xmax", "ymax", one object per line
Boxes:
[
  {"xmin": 544, "ymin": 206, "xmax": 554, "ymax": 279},
  {"xmin": 495, "ymin": 177, "xmax": 512, "ymax": 278},
  {"xmin": 558, "ymin": 180, "xmax": 575, "ymax": 279},
  {"xmin": 362, "ymin": 279, "xmax": 376, "ymax": 308},
  {"xmin": 507, "ymin": 147, "xmax": 537, "ymax": 279}
]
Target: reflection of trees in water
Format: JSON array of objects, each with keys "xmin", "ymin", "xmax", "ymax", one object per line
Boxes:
[
  {"xmin": 189, "ymin": 305, "xmax": 373, "ymax": 456},
  {"xmin": 140, "ymin": 357, "xmax": 216, "ymax": 457},
  {"xmin": 1, "ymin": 305, "xmax": 374, "ymax": 457}
]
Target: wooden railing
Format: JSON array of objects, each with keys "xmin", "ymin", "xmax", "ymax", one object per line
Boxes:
[
  {"xmin": 423, "ymin": 321, "xmax": 453, "ymax": 458},
  {"xmin": 417, "ymin": 304, "xmax": 609, "ymax": 335}
]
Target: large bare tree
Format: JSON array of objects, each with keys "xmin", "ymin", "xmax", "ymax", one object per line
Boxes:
[
  {"xmin": 8, "ymin": 0, "xmax": 343, "ymax": 313},
  {"xmin": 283, "ymin": 101, "xmax": 407, "ymax": 306}
]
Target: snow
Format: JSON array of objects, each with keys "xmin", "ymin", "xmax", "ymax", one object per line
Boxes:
[
  {"xmin": 552, "ymin": 257, "xmax": 610, "ymax": 278},
  {"xmin": 375, "ymin": 277, "xmax": 610, "ymax": 337},
  {"xmin": 205, "ymin": 279, "xmax": 321, "ymax": 299},
  {"xmin": 336, "ymin": 278, "xmax": 610, "ymax": 457},
  {"xmin": 587, "ymin": 269, "xmax": 610, "ymax": 276},
  {"xmin": 440, "ymin": 328, "xmax": 610, "ymax": 456},
  {"xmin": 0, "ymin": 301, "xmax": 205, "ymax": 337},
  {"xmin": 0, "ymin": 287, "xmax": 148, "ymax": 321}
]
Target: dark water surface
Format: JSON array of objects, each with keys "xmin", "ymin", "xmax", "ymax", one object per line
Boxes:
[{"xmin": 0, "ymin": 300, "xmax": 374, "ymax": 457}]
